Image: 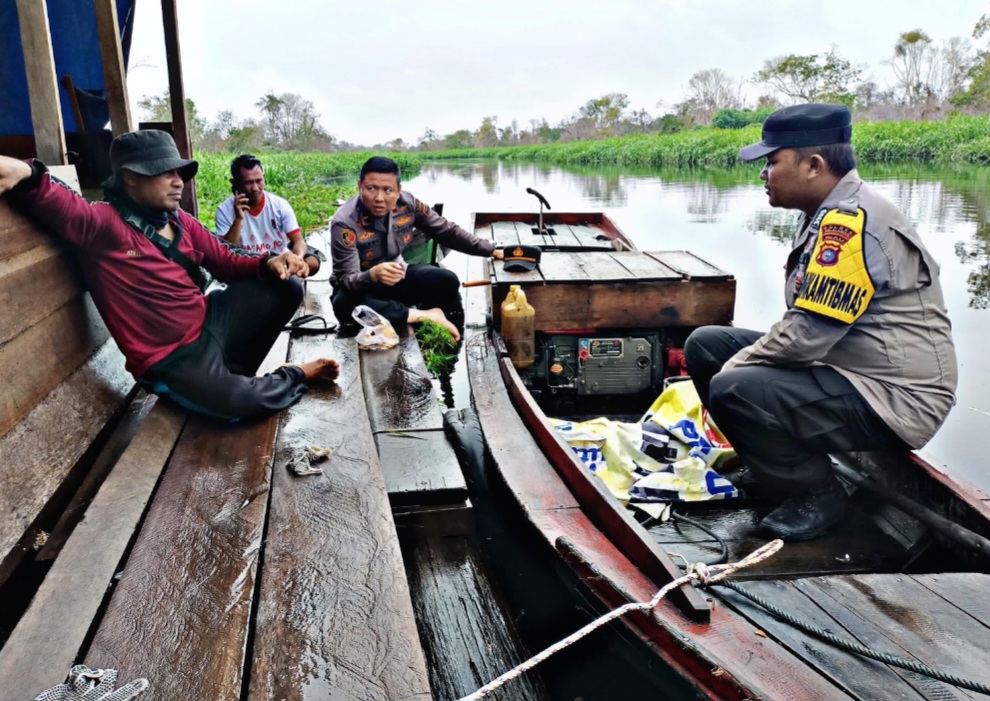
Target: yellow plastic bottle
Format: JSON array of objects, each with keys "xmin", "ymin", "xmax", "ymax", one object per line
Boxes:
[{"xmin": 501, "ymin": 284, "xmax": 535, "ymax": 369}]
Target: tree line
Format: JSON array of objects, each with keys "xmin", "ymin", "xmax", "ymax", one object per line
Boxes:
[{"xmin": 143, "ymin": 12, "xmax": 990, "ymax": 153}]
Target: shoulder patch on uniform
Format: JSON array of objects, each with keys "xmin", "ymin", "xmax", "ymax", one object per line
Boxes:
[
  {"xmin": 341, "ymin": 229, "xmax": 356, "ymax": 247},
  {"xmin": 795, "ymin": 207, "xmax": 874, "ymax": 324},
  {"xmin": 415, "ymin": 199, "xmax": 429, "ymax": 215}
]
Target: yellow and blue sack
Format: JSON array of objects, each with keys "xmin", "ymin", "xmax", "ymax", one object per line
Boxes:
[{"xmin": 551, "ymin": 380, "xmax": 739, "ymax": 503}]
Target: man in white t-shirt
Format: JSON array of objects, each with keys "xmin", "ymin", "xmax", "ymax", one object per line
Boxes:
[{"xmin": 215, "ymin": 154, "xmax": 322, "ymax": 274}]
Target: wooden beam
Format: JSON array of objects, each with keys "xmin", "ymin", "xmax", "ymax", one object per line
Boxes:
[
  {"xmin": 160, "ymin": 0, "xmax": 197, "ymax": 216},
  {"xmin": 93, "ymin": 0, "xmax": 132, "ymax": 135},
  {"xmin": 15, "ymin": 0, "xmax": 67, "ymax": 164}
]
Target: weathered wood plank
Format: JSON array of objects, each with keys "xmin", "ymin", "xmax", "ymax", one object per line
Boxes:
[
  {"xmin": 490, "ymin": 221, "xmax": 521, "ymax": 248},
  {"xmin": 569, "ymin": 224, "xmax": 613, "ymax": 248},
  {"xmin": 0, "ymin": 198, "xmax": 56, "ymax": 264},
  {"xmin": 573, "ymin": 251, "xmax": 636, "ymax": 281},
  {"xmin": 84, "ymin": 412, "xmax": 280, "ymax": 700},
  {"xmin": 0, "ymin": 243, "xmax": 85, "ymax": 346},
  {"xmin": 0, "ymin": 401, "xmax": 186, "ymax": 701},
  {"xmin": 646, "ymin": 499, "xmax": 909, "ymax": 578},
  {"xmin": 607, "ymin": 251, "xmax": 682, "ymax": 279},
  {"xmin": 647, "ymin": 251, "xmax": 732, "ymax": 279},
  {"xmin": 404, "ymin": 536, "xmax": 552, "ymax": 701},
  {"xmin": 536, "ymin": 251, "xmax": 593, "ymax": 282},
  {"xmin": 0, "ymin": 295, "xmax": 111, "ymax": 437},
  {"xmin": 0, "ymin": 340, "xmax": 131, "ymax": 584},
  {"xmin": 93, "ymin": 0, "xmax": 133, "ymax": 135},
  {"xmin": 361, "ymin": 325, "xmax": 444, "ymax": 433},
  {"xmin": 247, "ymin": 313, "xmax": 431, "ymax": 700},
  {"xmin": 915, "ymin": 572, "xmax": 990, "ymax": 630},
  {"xmin": 801, "ymin": 574, "xmax": 990, "ymax": 700},
  {"xmin": 491, "ymin": 258, "xmax": 544, "ymax": 285},
  {"xmin": 376, "ymin": 429, "xmax": 467, "ymax": 507},
  {"xmin": 14, "ymin": 0, "xmax": 67, "ymax": 163},
  {"xmin": 715, "ymin": 579, "xmax": 930, "ymax": 701}
]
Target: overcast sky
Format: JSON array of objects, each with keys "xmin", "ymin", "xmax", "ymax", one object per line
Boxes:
[{"xmin": 125, "ymin": 0, "xmax": 989, "ymax": 146}]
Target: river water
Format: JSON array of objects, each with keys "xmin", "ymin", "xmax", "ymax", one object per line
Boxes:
[{"xmin": 403, "ymin": 160, "xmax": 990, "ymax": 494}]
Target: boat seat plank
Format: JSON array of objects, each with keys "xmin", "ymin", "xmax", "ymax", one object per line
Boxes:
[
  {"xmin": 247, "ymin": 299, "xmax": 432, "ymax": 701},
  {"xmin": 608, "ymin": 250, "xmax": 682, "ymax": 279},
  {"xmin": 647, "ymin": 498, "xmax": 912, "ymax": 578},
  {"xmin": 715, "ymin": 579, "xmax": 935, "ymax": 701},
  {"xmin": 376, "ymin": 429, "xmax": 467, "ymax": 507},
  {"xmin": 361, "ymin": 325, "xmax": 444, "ymax": 433},
  {"xmin": 404, "ymin": 536, "xmax": 552, "ymax": 701},
  {"xmin": 83, "ymin": 408, "xmax": 281, "ymax": 701},
  {"xmin": 0, "ymin": 400, "xmax": 187, "ymax": 701},
  {"xmin": 647, "ymin": 250, "xmax": 733, "ymax": 279}
]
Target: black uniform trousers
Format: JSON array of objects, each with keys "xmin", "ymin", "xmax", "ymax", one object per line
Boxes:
[
  {"xmin": 139, "ymin": 277, "xmax": 306, "ymax": 421},
  {"xmin": 684, "ymin": 326, "xmax": 906, "ymax": 493},
  {"xmin": 331, "ymin": 263, "xmax": 463, "ymax": 329}
]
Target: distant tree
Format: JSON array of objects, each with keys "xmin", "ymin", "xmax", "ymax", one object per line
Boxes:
[
  {"xmin": 443, "ymin": 129, "xmax": 473, "ymax": 149},
  {"xmin": 474, "ymin": 116, "xmax": 499, "ymax": 147},
  {"xmin": 254, "ymin": 91, "xmax": 334, "ymax": 149},
  {"xmin": 137, "ymin": 90, "xmax": 206, "ymax": 144},
  {"xmin": 655, "ymin": 113, "xmax": 690, "ymax": 134},
  {"xmin": 953, "ymin": 11, "xmax": 990, "ymax": 107},
  {"xmin": 755, "ymin": 47, "xmax": 863, "ymax": 105},
  {"xmin": 418, "ymin": 127, "xmax": 440, "ymax": 150},
  {"xmin": 387, "ymin": 138, "xmax": 406, "ymax": 151},
  {"xmin": 887, "ymin": 30, "xmax": 937, "ymax": 105},
  {"xmin": 627, "ymin": 108, "xmax": 654, "ymax": 133},
  {"xmin": 685, "ymin": 69, "xmax": 741, "ymax": 124},
  {"xmin": 535, "ymin": 119, "xmax": 562, "ymax": 143},
  {"xmin": 710, "ymin": 108, "xmax": 774, "ymax": 129},
  {"xmin": 579, "ymin": 93, "xmax": 630, "ymax": 135}
]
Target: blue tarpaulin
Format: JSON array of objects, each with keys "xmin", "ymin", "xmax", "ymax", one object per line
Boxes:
[{"xmin": 0, "ymin": 0, "xmax": 134, "ymax": 135}]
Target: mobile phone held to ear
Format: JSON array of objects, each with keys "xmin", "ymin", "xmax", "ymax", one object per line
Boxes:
[{"xmin": 232, "ymin": 185, "xmax": 245, "ymax": 197}]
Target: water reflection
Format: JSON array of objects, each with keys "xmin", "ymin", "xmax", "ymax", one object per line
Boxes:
[{"xmin": 406, "ymin": 161, "xmax": 990, "ymax": 491}]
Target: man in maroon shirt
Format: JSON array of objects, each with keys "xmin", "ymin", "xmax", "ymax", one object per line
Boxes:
[{"xmin": 0, "ymin": 130, "xmax": 338, "ymax": 421}]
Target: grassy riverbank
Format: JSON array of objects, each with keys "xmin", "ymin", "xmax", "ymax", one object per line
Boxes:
[
  {"xmin": 426, "ymin": 116, "xmax": 990, "ymax": 168},
  {"xmin": 193, "ymin": 152, "xmax": 422, "ymax": 233}
]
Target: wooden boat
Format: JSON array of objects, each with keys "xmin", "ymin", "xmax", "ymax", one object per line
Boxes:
[{"xmin": 459, "ymin": 201, "xmax": 990, "ymax": 701}]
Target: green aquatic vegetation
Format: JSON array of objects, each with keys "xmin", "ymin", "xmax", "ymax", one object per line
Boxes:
[
  {"xmin": 193, "ymin": 151, "xmax": 423, "ymax": 235},
  {"xmin": 414, "ymin": 319, "xmax": 458, "ymax": 377},
  {"xmin": 428, "ymin": 116, "xmax": 990, "ymax": 168}
]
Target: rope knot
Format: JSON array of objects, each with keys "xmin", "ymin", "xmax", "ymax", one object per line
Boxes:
[{"xmin": 688, "ymin": 562, "xmax": 711, "ymax": 584}]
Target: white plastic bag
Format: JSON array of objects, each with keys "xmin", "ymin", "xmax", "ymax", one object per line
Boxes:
[{"xmin": 353, "ymin": 305, "xmax": 398, "ymax": 350}]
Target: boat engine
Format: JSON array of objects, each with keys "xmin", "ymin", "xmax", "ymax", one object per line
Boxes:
[{"xmin": 528, "ymin": 332, "xmax": 665, "ymax": 397}]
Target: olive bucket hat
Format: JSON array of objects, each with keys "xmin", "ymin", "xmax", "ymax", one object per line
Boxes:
[{"xmin": 102, "ymin": 129, "xmax": 199, "ymax": 188}]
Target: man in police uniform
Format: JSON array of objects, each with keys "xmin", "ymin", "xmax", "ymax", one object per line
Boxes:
[
  {"xmin": 684, "ymin": 104, "xmax": 957, "ymax": 541},
  {"xmin": 329, "ymin": 156, "xmax": 503, "ymax": 342}
]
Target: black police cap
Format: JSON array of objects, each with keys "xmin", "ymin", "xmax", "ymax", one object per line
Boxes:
[{"xmin": 739, "ymin": 104, "xmax": 852, "ymax": 162}]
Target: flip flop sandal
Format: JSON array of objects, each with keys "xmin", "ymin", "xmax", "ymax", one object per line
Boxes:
[{"xmin": 284, "ymin": 313, "xmax": 338, "ymax": 335}]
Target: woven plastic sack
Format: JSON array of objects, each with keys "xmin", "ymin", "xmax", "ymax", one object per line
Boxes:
[{"xmin": 353, "ymin": 305, "xmax": 398, "ymax": 350}]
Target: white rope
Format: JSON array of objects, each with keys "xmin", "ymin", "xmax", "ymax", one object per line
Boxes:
[{"xmin": 457, "ymin": 539, "xmax": 784, "ymax": 701}]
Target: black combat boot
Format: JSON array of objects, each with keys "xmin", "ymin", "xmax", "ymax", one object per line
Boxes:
[{"xmin": 758, "ymin": 475, "xmax": 847, "ymax": 542}]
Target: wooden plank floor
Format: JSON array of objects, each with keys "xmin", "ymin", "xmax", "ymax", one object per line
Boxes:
[
  {"xmin": 716, "ymin": 573, "xmax": 990, "ymax": 701},
  {"xmin": 646, "ymin": 492, "xmax": 917, "ymax": 578}
]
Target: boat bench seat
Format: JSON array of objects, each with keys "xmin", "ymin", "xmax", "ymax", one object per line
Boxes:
[{"xmin": 0, "ymin": 200, "xmax": 432, "ymax": 700}]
